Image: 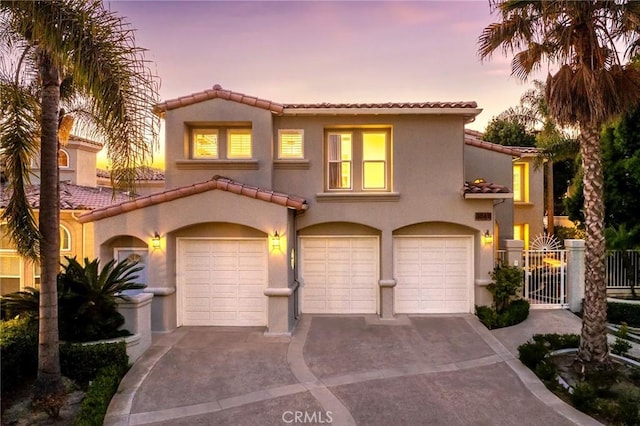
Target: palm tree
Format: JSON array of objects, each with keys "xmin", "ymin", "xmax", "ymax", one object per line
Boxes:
[
  {"xmin": 0, "ymin": 0, "xmax": 159, "ymax": 405},
  {"xmin": 479, "ymin": 0, "xmax": 640, "ymax": 369}
]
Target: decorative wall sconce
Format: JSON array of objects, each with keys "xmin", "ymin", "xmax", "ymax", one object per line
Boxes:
[
  {"xmin": 482, "ymin": 230, "xmax": 494, "ymax": 245},
  {"xmin": 152, "ymin": 232, "xmax": 161, "ymax": 249},
  {"xmin": 271, "ymin": 231, "xmax": 281, "ymax": 250}
]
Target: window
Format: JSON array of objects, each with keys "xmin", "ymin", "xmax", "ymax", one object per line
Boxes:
[
  {"xmin": 193, "ymin": 130, "xmax": 219, "ymax": 159},
  {"xmin": 191, "ymin": 127, "xmax": 253, "ymax": 160},
  {"xmin": 58, "ymin": 149, "xmax": 69, "ymax": 168},
  {"xmin": 326, "ymin": 128, "xmax": 390, "ymax": 191},
  {"xmin": 278, "ymin": 130, "xmax": 304, "ymax": 159},
  {"xmin": 362, "ymin": 132, "xmax": 387, "ymax": 189},
  {"xmin": 514, "ymin": 224, "xmax": 530, "ymax": 249},
  {"xmin": 227, "ymin": 129, "xmax": 252, "ymax": 159},
  {"xmin": 328, "ymin": 132, "xmax": 352, "ymax": 189},
  {"xmin": 60, "ymin": 225, "xmax": 71, "ymax": 252},
  {"xmin": 513, "ymin": 162, "xmax": 529, "ymax": 202}
]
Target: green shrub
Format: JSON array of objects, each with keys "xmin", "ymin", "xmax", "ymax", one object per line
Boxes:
[
  {"xmin": 608, "ymin": 302, "xmax": 640, "ymax": 328},
  {"xmin": 487, "ymin": 264, "xmax": 524, "ymax": 313},
  {"xmin": 475, "ymin": 305, "xmax": 499, "ymax": 329},
  {"xmin": 532, "ymin": 333, "xmax": 580, "ymax": 350},
  {"xmin": 571, "ymin": 381, "xmax": 598, "ymax": 412},
  {"xmin": 74, "ymin": 366, "xmax": 124, "ymax": 426},
  {"xmin": 60, "ymin": 341, "xmax": 128, "ymax": 388},
  {"xmin": 518, "ymin": 341, "xmax": 549, "ymax": 369},
  {"xmin": 535, "ymin": 360, "xmax": 558, "ymax": 382},
  {"xmin": 476, "ymin": 299, "xmax": 530, "ymax": 329},
  {"xmin": 0, "ymin": 316, "xmax": 38, "ymax": 392},
  {"xmin": 497, "ymin": 299, "xmax": 530, "ymax": 327},
  {"xmin": 58, "ymin": 256, "xmax": 145, "ymax": 342},
  {"xmin": 611, "ymin": 323, "xmax": 633, "ymax": 356},
  {"xmin": 617, "ymin": 391, "xmax": 640, "ymax": 426}
]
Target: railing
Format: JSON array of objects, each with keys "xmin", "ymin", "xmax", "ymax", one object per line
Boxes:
[
  {"xmin": 606, "ymin": 250, "xmax": 640, "ymax": 289},
  {"xmin": 495, "ymin": 250, "xmax": 506, "ymax": 266},
  {"xmin": 523, "ymin": 249, "xmax": 567, "ymax": 308}
]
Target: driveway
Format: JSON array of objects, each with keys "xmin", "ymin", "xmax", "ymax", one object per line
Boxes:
[{"xmin": 105, "ymin": 311, "xmax": 600, "ymax": 425}]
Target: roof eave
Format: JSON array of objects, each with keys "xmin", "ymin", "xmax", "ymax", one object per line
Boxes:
[
  {"xmin": 463, "ymin": 193, "xmax": 514, "ymax": 199},
  {"xmin": 282, "ymin": 107, "xmax": 482, "ymax": 117}
]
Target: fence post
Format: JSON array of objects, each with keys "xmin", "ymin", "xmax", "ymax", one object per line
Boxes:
[
  {"xmin": 565, "ymin": 239, "xmax": 585, "ymax": 313},
  {"xmin": 504, "ymin": 239, "xmax": 524, "ymax": 267}
]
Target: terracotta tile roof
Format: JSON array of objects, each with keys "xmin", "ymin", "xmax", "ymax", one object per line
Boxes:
[
  {"xmin": 284, "ymin": 101, "xmax": 478, "ymax": 110},
  {"xmin": 463, "ymin": 180, "xmax": 511, "ymax": 195},
  {"xmin": 511, "ymin": 146, "xmax": 540, "ymax": 155},
  {"xmin": 154, "ymin": 84, "xmax": 285, "ymax": 115},
  {"xmin": 96, "ymin": 167, "xmax": 165, "ymax": 182},
  {"xmin": 78, "ymin": 175, "xmax": 308, "ymax": 223},
  {"xmin": 1, "ymin": 182, "xmax": 134, "ymax": 210},
  {"xmin": 465, "ymin": 138, "xmax": 522, "ymax": 157},
  {"xmin": 67, "ymin": 134, "xmax": 103, "ymax": 149},
  {"xmin": 154, "ymin": 84, "xmax": 478, "ymax": 116}
]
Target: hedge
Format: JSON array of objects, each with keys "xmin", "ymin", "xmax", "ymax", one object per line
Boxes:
[
  {"xmin": 476, "ymin": 299, "xmax": 530, "ymax": 330},
  {"xmin": 607, "ymin": 301, "xmax": 640, "ymax": 328},
  {"xmin": 74, "ymin": 366, "xmax": 124, "ymax": 426},
  {"xmin": 1, "ymin": 318, "xmax": 128, "ymax": 393}
]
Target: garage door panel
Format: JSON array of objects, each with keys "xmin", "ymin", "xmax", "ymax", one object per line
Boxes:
[
  {"xmin": 395, "ymin": 237, "xmax": 472, "ymax": 314},
  {"xmin": 301, "ymin": 237, "xmax": 378, "ymax": 314},
  {"xmin": 180, "ymin": 239, "xmax": 267, "ymax": 326}
]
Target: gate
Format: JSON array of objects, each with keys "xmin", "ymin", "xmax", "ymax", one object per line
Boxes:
[{"xmin": 523, "ymin": 249, "xmax": 567, "ymax": 308}]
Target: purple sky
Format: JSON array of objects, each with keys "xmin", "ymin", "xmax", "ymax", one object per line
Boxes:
[{"xmin": 103, "ymin": 0, "xmax": 543, "ymax": 166}]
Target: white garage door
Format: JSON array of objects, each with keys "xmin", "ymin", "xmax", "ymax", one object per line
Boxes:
[
  {"xmin": 394, "ymin": 237, "xmax": 472, "ymax": 314},
  {"xmin": 178, "ymin": 239, "xmax": 267, "ymax": 326},
  {"xmin": 300, "ymin": 237, "xmax": 378, "ymax": 314}
]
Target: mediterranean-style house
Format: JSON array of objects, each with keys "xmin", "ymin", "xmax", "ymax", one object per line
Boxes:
[
  {"xmin": 0, "ymin": 135, "xmax": 164, "ymax": 295},
  {"xmin": 74, "ymin": 84, "xmax": 525, "ymax": 335},
  {"xmin": 2, "ymin": 85, "xmax": 548, "ymax": 335}
]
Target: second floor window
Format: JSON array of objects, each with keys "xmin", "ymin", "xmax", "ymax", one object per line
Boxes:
[
  {"xmin": 192, "ymin": 127, "xmax": 252, "ymax": 160},
  {"xmin": 326, "ymin": 129, "xmax": 390, "ymax": 191},
  {"xmin": 278, "ymin": 130, "xmax": 304, "ymax": 159}
]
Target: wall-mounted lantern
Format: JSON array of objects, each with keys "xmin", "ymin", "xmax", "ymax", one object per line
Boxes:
[
  {"xmin": 271, "ymin": 230, "xmax": 281, "ymax": 251},
  {"xmin": 152, "ymin": 232, "xmax": 161, "ymax": 249},
  {"xmin": 482, "ymin": 229, "xmax": 493, "ymax": 245}
]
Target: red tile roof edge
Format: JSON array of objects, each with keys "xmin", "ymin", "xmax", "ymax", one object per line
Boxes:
[
  {"xmin": 78, "ymin": 175, "xmax": 308, "ymax": 223},
  {"xmin": 464, "ymin": 137, "xmax": 522, "ymax": 157},
  {"xmin": 154, "ymin": 84, "xmax": 285, "ymax": 115},
  {"xmin": 462, "ymin": 180, "xmax": 511, "ymax": 194},
  {"xmin": 154, "ymin": 84, "xmax": 479, "ymax": 115}
]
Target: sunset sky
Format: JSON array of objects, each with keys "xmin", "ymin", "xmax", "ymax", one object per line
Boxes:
[{"xmin": 101, "ymin": 0, "xmax": 545, "ymax": 168}]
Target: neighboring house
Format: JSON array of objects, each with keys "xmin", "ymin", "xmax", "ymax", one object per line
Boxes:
[
  {"xmin": 97, "ymin": 166, "xmax": 165, "ymax": 196},
  {"xmin": 0, "ymin": 135, "xmax": 153, "ymax": 295},
  {"xmin": 510, "ymin": 147, "xmax": 545, "ymax": 248},
  {"xmin": 0, "ymin": 183, "xmax": 132, "ymax": 295},
  {"xmin": 78, "ymin": 84, "xmax": 515, "ymax": 335},
  {"xmin": 464, "ymin": 129, "xmax": 546, "ymax": 249}
]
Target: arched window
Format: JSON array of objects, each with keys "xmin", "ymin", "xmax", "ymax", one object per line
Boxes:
[
  {"xmin": 58, "ymin": 149, "xmax": 69, "ymax": 168},
  {"xmin": 60, "ymin": 225, "xmax": 71, "ymax": 251}
]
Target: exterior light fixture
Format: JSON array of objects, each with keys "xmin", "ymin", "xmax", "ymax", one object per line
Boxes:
[
  {"xmin": 482, "ymin": 230, "xmax": 493, "ymax": 245},
  {"xmin": 152, "ymin": 232, "xmax": 161, "ymax": 249},
  {"xmin": 272, "ymin": 231, "xmax": 281, "ymax": 250}
]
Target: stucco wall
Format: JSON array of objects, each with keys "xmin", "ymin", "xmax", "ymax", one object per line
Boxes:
[
  {"xmin": 163, "ymin": 98, "xmax": 274, "ymax": 190},
  {"xmin": 514, "ymin": 156, "xmax": 545, "ymax": 244},
  {"xmin": 89, "ymin": 189, "xmax": 293, "ymax": 331}
]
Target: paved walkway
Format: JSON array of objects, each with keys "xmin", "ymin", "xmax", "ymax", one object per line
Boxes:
[{"xmin": 105, "ymin": 310, "xmax": 601, "ymax": 426}]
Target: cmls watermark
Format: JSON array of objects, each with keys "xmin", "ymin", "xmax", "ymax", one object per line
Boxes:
[{"xmin": 282, "ymin": 410, "xmax": 333, "ymax": 424}]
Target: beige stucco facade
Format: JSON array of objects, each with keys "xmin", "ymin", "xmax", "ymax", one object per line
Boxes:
[{"xmin": 81, "ymin": 87, "xmax": 514, "ymax": 334}]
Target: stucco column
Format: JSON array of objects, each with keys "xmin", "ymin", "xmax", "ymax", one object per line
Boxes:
[
  {"xmin": 504, "ymin": 239, "xmax": 524, "ymax": 267},
  {"xmin": 379, "ymin": 229, "xmax": 395, "ymax": 319},
  {"xmin": 117, "ymin": 292, "xmax": 153, "ymax": 362},
  {"xmin": 565, "ymin": 239, "xmax": 585, "ymax": 313}
]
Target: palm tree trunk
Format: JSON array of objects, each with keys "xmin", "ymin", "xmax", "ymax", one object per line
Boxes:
[
  {"xmin": 34, "ymin": 50, "xmax": 63, "ymax": 403},
  {"xmin": 577, "ymin": 123, "xmax": 610, "ymax": 368}
]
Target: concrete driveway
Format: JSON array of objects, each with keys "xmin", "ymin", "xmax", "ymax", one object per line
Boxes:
[{"xmin": 105, "ymin": 311, "xmax": 600, "ymax": 426}]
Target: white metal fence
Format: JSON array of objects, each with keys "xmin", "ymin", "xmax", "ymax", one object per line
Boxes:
[
  {"xmin": 523, "ymin": 249, "xmax": 567, "ymax": 308},
  {"xmin": 606, "ymin": 250, "xmax": 640, "ymax": 289}
]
